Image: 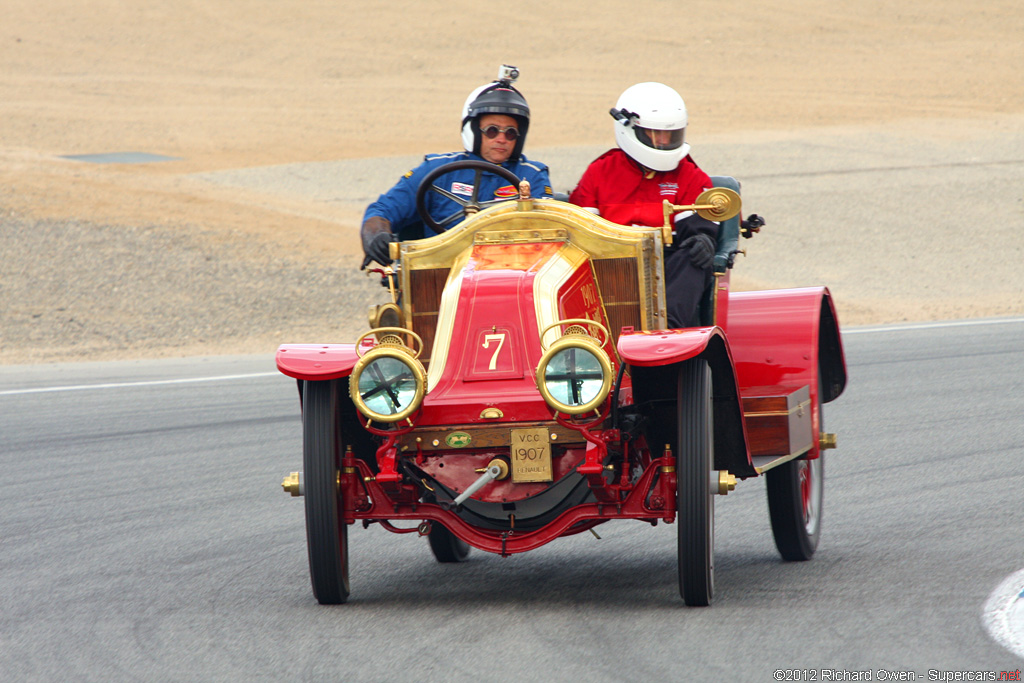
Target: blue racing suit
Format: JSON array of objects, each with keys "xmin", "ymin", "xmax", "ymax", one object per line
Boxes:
[{"xmin": 364, "ymin": 152, "xmax": 553, "ymax": 239}]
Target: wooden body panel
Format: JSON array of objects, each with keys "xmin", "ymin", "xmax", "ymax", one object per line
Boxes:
[{"xmin": 742, "ymin": 384, "xmax": 813, "ymax": 459}]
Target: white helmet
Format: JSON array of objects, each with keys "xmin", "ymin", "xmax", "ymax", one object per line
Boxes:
[
  {"xmin": 610, "ymin": 82, "xmax": 690, "ymax": 172},
  {"xmin": 461, "ymin": 66, "xmax": 530, "ymax": 161}
]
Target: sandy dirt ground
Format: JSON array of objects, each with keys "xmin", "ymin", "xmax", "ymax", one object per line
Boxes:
[{"xmin": 1, "ymin": 0, "xmax": 1023, "ymax": 363}]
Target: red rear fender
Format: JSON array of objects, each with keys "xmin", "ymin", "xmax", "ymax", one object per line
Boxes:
[{"xmin": 725, "ymin": 287, "xmax": 847, "ymax": 403}]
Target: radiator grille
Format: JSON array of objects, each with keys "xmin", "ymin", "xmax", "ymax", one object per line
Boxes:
[
  {"xmin": 592, "ymin": 258, "xmax": 641, "ymax": 342},
  {"xmin": 408, "ymin": 268, "xmax": 449, "ymax": 365}
]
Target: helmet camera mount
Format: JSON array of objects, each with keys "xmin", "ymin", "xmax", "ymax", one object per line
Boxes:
[
  {"xmin": 610, "ymin": 108, "xmax": 638, "ymax": 126},
  {"xmin": 497, "ymin": 64, "xmax": 519, "ymax": 87}
]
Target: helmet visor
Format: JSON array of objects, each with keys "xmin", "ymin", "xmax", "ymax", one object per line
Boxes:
[{"xmin": 635, "ymin": 126, "xmax": 685, "ymax": 151}]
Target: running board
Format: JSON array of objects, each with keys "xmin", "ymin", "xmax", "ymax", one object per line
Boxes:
[{"xmin": 751, "ymin": 451, "xmax": 810, "ymax": 474}]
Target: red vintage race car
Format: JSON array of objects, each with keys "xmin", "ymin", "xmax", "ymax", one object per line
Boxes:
[{"xmin": 277, "ymin": 159, "xmax": 847, "ymax": 606}]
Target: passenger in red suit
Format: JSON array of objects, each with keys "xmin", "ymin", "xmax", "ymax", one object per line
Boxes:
[{"xmin": 570, "ymin": 82, "xmax": 717, "ymax": 328}]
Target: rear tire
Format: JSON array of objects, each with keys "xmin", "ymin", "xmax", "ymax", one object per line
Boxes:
[
  {"xmin": 303, "ymin": 380, "xmax": 351, "ymax": 604},
  {"xmin": 427, "ymin": 524, "xmax": 471, "ymax": 563},
  {"xmin": 766, "ymin": 380, "xmax": 825, "ymax": 562},
  {"xmin": 767, "ymin": 451, "xmax": 823, "ymax": 561},
  {"xmin": 677, "ymin": 359, "xmax": 714, "ymax": 606}
]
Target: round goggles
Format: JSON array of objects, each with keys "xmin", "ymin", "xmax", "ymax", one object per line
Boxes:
[{"xmin": 481, "ymin": 125, "xmax": 520, "ymax": 141}]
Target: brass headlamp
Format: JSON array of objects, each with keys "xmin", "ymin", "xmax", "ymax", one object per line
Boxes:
[
  {"xmin": 349, "ymin": 328, "xmax": 427, "ymax": 423},
  {"xmin": 535, "ymin": 319, "xmax": 614, "ymax": 415}
]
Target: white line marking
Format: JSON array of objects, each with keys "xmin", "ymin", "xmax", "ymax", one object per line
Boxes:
[
  {"xmin": 844, "ymin": 317, "xmax": 1024, "ymax": 335},
  {"xmin": 0, "ymin": 372, "xmax": 279, "ymax": 396},
  {"xmin": 983, "ymin": 568, "xmax": 1024, "ymax": 660},
  {"xmin": 3, "ymin": 318, "xmax": 1021, "ymax": 396}
]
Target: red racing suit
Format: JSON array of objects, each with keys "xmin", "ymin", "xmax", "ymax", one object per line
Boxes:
[{"xmin": 569, "ymin": 148, "xmax": 717, "ymax": 328}]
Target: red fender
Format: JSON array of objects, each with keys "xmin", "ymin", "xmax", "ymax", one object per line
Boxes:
[
  {"xmin": 726, "ymin": 287, "xmax": 847, "ymax": 460},
  {"xmin": 618, "ymin": 327, "xmax": 756, "ymax": 479},
  {"xmin": 616, "ymin": 326, "xmax": 720, "ymax": 366},
  {"xmin": 276, "ymin": 343, "xmax": 360, "ymax": 381},
  {"xmin": 725, "ymin": 287, "xmax": 847, "ymax": 402}
]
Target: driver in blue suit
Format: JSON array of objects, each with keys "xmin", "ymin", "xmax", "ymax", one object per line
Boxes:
[{"xmin": 361, "ymin": 67, "xmax": 553, "ymax": 267}]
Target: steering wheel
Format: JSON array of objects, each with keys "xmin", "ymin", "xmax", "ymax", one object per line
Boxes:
[{"xmin": 415, "ymin": 159, "xmax": 522, "ymax": 233}]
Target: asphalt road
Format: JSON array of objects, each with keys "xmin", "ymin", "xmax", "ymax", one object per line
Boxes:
[{"xmin": 2, "ymin": 320, "xmax": 1023, "ymax": 682}]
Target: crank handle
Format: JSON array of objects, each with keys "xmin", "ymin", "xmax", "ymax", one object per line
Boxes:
[{"xmin": 452, "ymin": 464, "xmax": 503, "ymax": 506}]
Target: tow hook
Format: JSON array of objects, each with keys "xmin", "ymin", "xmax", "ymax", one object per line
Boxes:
[
  {"xmin": 281, "ymin": 472, "xmax": 303, "ymax": 497},
  {"xmin": 713, "ymin": 470, "xmax": 737, "ymax": 495}
]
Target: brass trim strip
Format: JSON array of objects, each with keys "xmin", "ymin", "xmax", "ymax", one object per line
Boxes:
[
  {"xmin": 742, "ymin": 399, "xmax": 811, "ymax": 418},
  {"xmin": 425, "ymin": 255, "xmax": 469, "ymax": 392},
  {"xmin": 474, "ymin": 227, "xmax": 569, "ymax": 244},
  {"xmin": 534, "ymin": 244, "xmax": 589, "ymax": 350}
]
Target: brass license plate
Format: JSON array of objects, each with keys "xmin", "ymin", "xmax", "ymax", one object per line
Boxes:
[{"xmin": 510, "ymin": 427, "xmax": 552, "ymax": 482}]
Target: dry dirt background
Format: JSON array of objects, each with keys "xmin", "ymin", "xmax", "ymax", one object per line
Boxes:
[{"xmin": 1, "ymin": 0, "xmax": 1023, "ymax": 364}]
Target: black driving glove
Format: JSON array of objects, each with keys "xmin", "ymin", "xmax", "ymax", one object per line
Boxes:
[
  {"xmin": 677, "ymin": 234, "xmax": 715, "ymax": 270},
  {"xmin": 364, "ymin": 231, "xmax": 394, "ymax": 267}
]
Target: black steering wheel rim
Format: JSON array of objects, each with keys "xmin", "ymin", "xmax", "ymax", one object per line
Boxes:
[{"xmin": 415, "ymin": 160, "xmax": 522, "ymax": 233}]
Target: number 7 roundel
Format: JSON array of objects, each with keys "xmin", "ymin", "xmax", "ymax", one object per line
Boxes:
[{"xmin": 464, "ymin": 326, "xmax": 523, "ymax": 381}]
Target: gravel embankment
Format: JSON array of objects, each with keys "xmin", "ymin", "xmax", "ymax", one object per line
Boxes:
[{"xmin": 0, "ymin": 206, "xmax": 382, "ymax": 364}]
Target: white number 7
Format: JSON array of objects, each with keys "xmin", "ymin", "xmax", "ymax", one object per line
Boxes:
[{"xmin": 482, "ymin": 333, "xmax": 506, "ymax": 370}]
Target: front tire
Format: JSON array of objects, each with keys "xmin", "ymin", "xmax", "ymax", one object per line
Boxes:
[
  {"xmin": 303, "ymin": 380, "xmax": 350, "ymax": 604},
  {"xmin": 677, "ymin": 359, "xmax": 715, "ymax": 606},
  {"xmin": 427, "ymin": 524, "xmax": 471, "ymax": 563}
]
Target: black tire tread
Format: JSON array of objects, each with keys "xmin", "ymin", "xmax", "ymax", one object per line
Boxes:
[
  {"xmin": 427, "ymin": 524, "xmax": 471, "ymax": 563},
  {"xmin": 303, "ymin": 380, "xmax": 350, "ymax": 604},
  {"xmin": 677, "ymin": 359, "xmax": 714, "ymax": 606}
]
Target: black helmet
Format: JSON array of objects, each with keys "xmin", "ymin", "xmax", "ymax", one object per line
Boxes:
[{"xmin": 460, "ymin": 74, "xmax": 530, "ymax": 161}]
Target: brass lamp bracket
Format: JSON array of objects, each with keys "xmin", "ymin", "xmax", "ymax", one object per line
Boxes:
[
  {"xmin": 661, "ymin": 187, "xmax": 742, "ymax": 246},
  {"xmin": 354, "ymin": 327, "xmax": 424, "ymax": 359}
]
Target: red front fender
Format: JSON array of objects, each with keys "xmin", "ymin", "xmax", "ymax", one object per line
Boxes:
[
  {"xmin": 619, "ymin": 327, "xmax": 756, "ymax": 479},
  {"xmin": 616, "ymin": 326, "xmax": 720, "ymax": 366},
  {"xmin": 276, "ymin": 344, "xmax": 360, "ymax": 381}
]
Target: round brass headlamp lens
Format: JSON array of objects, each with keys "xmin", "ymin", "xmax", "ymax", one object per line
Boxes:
[
  {"xmin": 535, "ymin": 336, "xmax": 613, "ymax": 415},
  {"xmin": 349, "ymin": 347, "xmax": 427, "ymax": 422}
]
